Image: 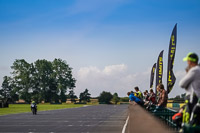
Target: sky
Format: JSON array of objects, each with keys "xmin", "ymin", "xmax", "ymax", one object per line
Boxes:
[{"xmin": 0, "ymin": 0, "xmax": 200, "ymax": 98}]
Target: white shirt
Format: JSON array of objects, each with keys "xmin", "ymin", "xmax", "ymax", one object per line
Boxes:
[{"xmin": 179, "ymin": 65, "xmax": 200, "ymax": 98}]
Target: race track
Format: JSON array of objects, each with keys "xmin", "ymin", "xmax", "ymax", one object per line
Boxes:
[{"xmin": 0, "ymin": 105, "xmax": 128, "ymax": 133}]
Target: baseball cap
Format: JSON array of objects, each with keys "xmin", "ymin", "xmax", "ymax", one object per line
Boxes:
[{"xmin": 183, "ymin": 52, "xmax": 199, "ymax": 63}]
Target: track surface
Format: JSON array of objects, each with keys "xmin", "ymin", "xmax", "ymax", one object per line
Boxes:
[{"xmin": 0, "ymin": 105, "xmax": 128, "ymax": 133}]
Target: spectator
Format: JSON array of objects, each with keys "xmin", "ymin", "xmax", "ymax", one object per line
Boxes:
[
  {"xmin": 143, "ymin": 91, "xmax": 149, "ymax": 102},
  {"xmin": 180, "ymin": 53, "xmax": 200, "ymax": 98},
  {"xmin": 153, "ymin": 84, "xmax": 168, "ymax": 113},
  {"xmin": 145, "ymin": 89, "xmax": 156, "ymax": 109},
  {"xmin": 127, "ymin": 92, "xmax": 143, "ymax": 106},
  {"xmin": 143, "ymin": 92, "xmax": 147, "ymax": 102},
  {"xmin": 148, "ymin": 89, "xmax": 156, "ymax": 104},
  {"xmin": 145, "ymin": 90, "xmax": 150, "ymax": 101},
  {"xmin": 157, "ymin": 83, "xmax": 168, "ymax": 107},
  {"xmin": 134, "ymin": 86, "xmax": 143, "ymax": 99},
  {"xmin": 179, "ymin": 52, "xmax": 200, "ymax": 126}
]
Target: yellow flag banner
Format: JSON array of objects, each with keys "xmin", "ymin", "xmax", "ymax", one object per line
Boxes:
[
  {"xmin": 167, "ymin": 24, "xmax": 177, "ymax": 94},
  {"xmin": 150, "ymin": 63, "xmax": 156, "ymax": 89},
  {"xmin": 156, "ymin": 50, "xmax": 164, "ymax": 95}
]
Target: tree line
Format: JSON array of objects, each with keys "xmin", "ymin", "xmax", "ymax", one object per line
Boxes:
[
  {"xmin": 0, "ymin": 59, "xmax": 129, "ymax": 105},
  {"xmin": 0, "ymin": 59, "xmax": 76, "ymax": 103},
  {"xmin": 78, "ymin": 90, "xmax": 128, "ymax": 104}
]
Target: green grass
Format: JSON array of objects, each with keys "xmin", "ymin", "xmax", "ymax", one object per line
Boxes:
[{"xmin": 0, "ymin": 103, "xmax": 85, "ymax": 116}]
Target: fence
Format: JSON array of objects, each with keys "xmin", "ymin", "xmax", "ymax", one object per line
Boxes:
[
  {"xmin": 147, "ymin": 104, "xmax": 200, "ymax": 133},
  {"xmin": 148, "ymin": 105, "xmax": 178, "ymax": 130}
]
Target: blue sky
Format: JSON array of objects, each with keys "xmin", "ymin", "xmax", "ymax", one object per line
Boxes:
[{"xmin": 0, "ymin": 0, "xmax": 200, "ymax": 97}]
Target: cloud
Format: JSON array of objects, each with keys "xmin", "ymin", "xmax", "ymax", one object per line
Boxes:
[
  {"xmin": 78, "ymin": 64, "xmax": 127, "ymax": 78},
  {"xmin": 103, "ymin": 64, "xmax": 127, "ymax": 75},
  {"xmin": 75, "ymin": 64, "xmax": 187, "ymax": 98},
  {"xmin": 75, "ymin": 64, "xmax": 151, "ymax": 97}
]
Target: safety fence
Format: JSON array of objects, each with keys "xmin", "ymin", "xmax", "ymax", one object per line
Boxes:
[
  {"xmin": 147, "ymin": 105, "xmax": 178, "ymax": 130},
  {"xmin": 147, "ymin": 105, "xmax": 200, "ymax": 133}
]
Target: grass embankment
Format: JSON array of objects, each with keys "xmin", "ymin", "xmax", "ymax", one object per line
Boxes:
[{"xmin": 0, "ymin": 103, "xmax": 85, "ymax": 116}]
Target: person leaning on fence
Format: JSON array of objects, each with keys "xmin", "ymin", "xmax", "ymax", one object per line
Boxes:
[
  {"xmin": 134, "ymin": 86, "xmax": 143, "ymax": 99},
  {"xmin": 148, "ymin": 89, "xmax": 156, "ymax": 104},
  {"xmin": 145, "ymin": 90, "xmax": 150, "ymax": 99},
  {"xmin": 179, "ymin": 52, "xmax": 200, "ymax": 127},
  {"xmin": 157, "ymin": 83, "xmax": 168, "ymax": 107},
  {"xmin": 145, "ymin": 89, "xmax": 156, "ymax": 110},
  {"xmin": 143, "ymin": 91, "xmax": 148, "ymax": 102},
  {"xmin": 153, "ymin": 84, "xmax": 168, "ymax": 112},
  {"xmin": 130, "ymin": 91, "xmax": 137, "ymax": 97},
  {"xmin": 127, "ymin": 92, "xmax": 143, "ymax": 106}
]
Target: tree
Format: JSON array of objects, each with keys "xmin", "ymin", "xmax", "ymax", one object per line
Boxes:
[
  {"xmin": 79, "ymin": 89, "xmax": 91, "ymax": 103},
  {"xmin": 33, "ymin": 59, "xmax": 54, "ymax": 103},
  {"xmin": 112, "ymin": 93, "xmax": 120, "ymax": 104},
  {"xmin": 68, "ymin": 89, "xmax": 77, "ymax": 103},
  {"xmin": 120, "ymin": 97, "xmax": 129, "ymax": 102},
  {"xmin": 0, "ymin": 76, "xmax": 12, "ymax": 103},
  {"xmin": 174, "ymin": 95, "xmax": 181, "ymax": 100},
  {"xmin": 52, "ymin": 59, "xmax": 76, "ymax": 102},
  {"xmin": 11, "ymin": 59, "xmax": 33, "ymax": 103},
  {"xmin": 98, "ymin": 91, "xmax": 113, "ymax": 104}
]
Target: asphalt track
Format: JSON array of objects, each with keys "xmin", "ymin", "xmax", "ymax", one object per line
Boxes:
[{"xmin": 0, "ymin": 105, "xmax": 128, "ymax": 133}]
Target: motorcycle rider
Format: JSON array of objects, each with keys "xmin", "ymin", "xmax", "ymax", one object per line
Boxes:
[{"xmin": 31, "ymin": 101, "xmax": 37, "ymax": 114}]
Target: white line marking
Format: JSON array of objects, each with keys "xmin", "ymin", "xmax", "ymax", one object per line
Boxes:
[{"xmin": 122, "ymin": 116, "xmax": 129, "ymax": 133}]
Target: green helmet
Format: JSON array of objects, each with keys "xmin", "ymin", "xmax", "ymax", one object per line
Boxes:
[{"xmin": 32, "ymin": 101, "xmax": 35, "ymax": 104}]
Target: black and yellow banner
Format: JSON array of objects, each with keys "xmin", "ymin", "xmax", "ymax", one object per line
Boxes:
[
  {"xmin": 156, "ymin": 50, "xmax": 164, "ymax": 95},
  {"xmin": 150, "ymin": 63, "xmax": 156, "ymax": 89},
  {"xmin": 167, "ymin": 24, "xmax": 177, "ymax": 94}
]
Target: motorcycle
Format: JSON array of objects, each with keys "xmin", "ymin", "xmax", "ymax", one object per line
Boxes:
[{"xmin": 31, "ymin": 104, "xmax": 37, "ymax": 115}]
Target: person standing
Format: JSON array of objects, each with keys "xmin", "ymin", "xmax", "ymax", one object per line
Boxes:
[{"xmin": 179, "ymin": 52, "xmax": 200, "ymax": 126}]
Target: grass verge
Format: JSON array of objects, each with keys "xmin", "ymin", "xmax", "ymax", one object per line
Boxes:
[{"xmin": 0, "ymin": 103, "xmax": 85, "ymax": 116}]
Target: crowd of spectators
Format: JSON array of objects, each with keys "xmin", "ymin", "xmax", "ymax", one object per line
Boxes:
[{"xmin": 127, "ymin": 52, "xmax": 200, "ymax": 132}]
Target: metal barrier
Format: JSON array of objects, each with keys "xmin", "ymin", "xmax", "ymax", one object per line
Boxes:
[
  {"xmin": 147, "ymin": 105, "xmax": 200, "ymax": 133},
  {"xmin": 147, "ymin": 105, "xmax": 178, "ymax": 131}
]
